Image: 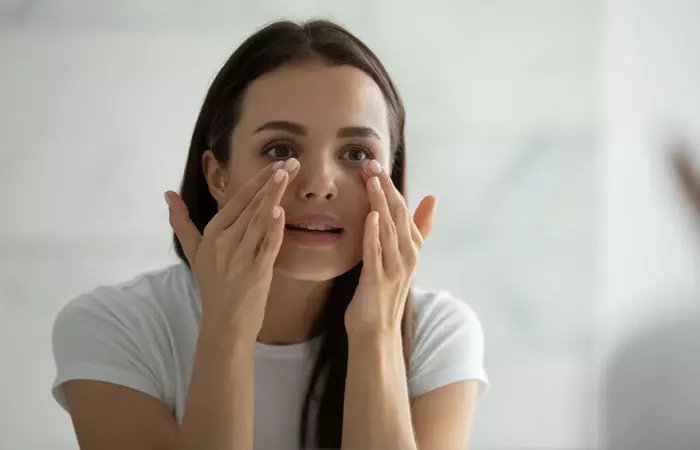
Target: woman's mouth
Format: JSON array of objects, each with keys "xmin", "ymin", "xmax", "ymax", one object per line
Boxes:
[
  {"xmin": 283, "ymin": 224, "xmax": 345, "ymax": 248},
  {"xmin": 285, "ymin": 224, "xmax": 343, "ymax": 233}
]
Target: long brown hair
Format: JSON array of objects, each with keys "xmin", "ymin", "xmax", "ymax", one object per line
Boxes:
[{"xmin": 172, "ymin": 19, "xmax": 414, "ymax": 449}]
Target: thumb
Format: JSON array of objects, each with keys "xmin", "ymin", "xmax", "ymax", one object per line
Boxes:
[
  {"xmin": 413, "ymin": 195, "xmax": 437, "ymax": 240},
  {"xmin": 165, "ymin": 191, "xmax": 202, "ymax": 265}
]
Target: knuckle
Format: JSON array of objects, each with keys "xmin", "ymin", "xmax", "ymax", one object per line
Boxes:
[
  {"xmin": 213, "ymin": 235, "xmax": 228, "ymax": 253},
  {"xmin": 393, "ymin": 201, "xmax": 407, "ymax": 219},
  {"xmin": 414, "ymin": 233, "xmax": 424, "ymax": 250},
  {"xmin": 203, "ymin": 221, "xmax": 216, "ymax": 237},
  {"xmin": 406, "ymin": 246, "xmax": 419, "ymax": 268}
]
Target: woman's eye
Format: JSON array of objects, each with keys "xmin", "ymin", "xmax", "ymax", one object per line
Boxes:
[
  {"xmin": 263, "ymin": 144, "xmax": 295, "ymax": 159},
  {"xmin": 342, "ymin": 147, "xmax": 372, "ymax": 162}
]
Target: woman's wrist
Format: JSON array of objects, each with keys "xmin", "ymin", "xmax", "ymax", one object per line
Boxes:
[
  {"xmin": 199, "ymin": 315, "xmax": 258, "ymax": 357},
  {"xmin": 347, "ymin": 326, "xmax": 402, "ymax": 352}
]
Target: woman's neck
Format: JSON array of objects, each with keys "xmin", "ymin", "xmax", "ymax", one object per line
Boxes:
[{"xmin": 257, "ymin": 272, "xmax": 332, "ymax": 346}]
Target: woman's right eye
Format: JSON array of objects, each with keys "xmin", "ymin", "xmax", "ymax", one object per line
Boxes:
[{"xmin": 262, "ymin": 144, "xmax": 295, "ymax": 159}]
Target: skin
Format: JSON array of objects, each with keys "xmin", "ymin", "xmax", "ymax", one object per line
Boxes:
[
  {"xmin": 199, "ymin": 61, "xmax": 478, "ymax": 449},
  {"xmin": 62, "ymin": 61, "xmax": 480, "ymax": 450},
  {"xmin": 202, "ymin": 61, "xmax": 394, "ymax": 345}
]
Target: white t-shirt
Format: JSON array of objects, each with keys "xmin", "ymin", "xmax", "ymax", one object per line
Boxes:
[{"xmin": 51, "ymin": 262, "xmax": 489, "ymax": 448}]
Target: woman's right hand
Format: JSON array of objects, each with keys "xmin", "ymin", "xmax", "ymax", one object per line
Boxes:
[{"xmin": 165, "ymin": 158, "xmax": 299, "ymax": 343}]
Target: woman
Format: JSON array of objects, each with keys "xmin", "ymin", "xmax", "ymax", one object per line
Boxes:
[{"xmin": 51, "ymin": 19, "xmax": 489, "ymax": 450}]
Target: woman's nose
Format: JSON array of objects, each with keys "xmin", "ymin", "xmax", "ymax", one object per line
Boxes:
[{"xmin": 293, "ymin": 157, "xmax": 338, "ymax": 201}]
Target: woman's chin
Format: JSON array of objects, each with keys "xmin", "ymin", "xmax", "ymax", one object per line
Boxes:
[{"xmin": 273, "ymin": 255, "xmax": 359, "ymax": 282}]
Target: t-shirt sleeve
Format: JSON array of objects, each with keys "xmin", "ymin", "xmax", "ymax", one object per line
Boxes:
[
  {"xmin": 408, "ymin": 289, "xmax": 489, "ymax": 398},
  {"xmin": 51, "ymin": 289, "xmax": 169, "ymax": 413}
]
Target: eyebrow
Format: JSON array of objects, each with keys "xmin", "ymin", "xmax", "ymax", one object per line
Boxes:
[{"xmin": 254, "ymin": 120, "xmax": 381, "ymax": 141}]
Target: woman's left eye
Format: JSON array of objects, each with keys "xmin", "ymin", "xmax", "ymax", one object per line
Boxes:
[{"xmin": 341, "ymin": 147, "xmax": 372, "ymax": 162}]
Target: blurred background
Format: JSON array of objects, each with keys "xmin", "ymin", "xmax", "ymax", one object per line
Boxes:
[{"xmin": 1, "ymin": 1, "xmax": 699, "ymax": 449}]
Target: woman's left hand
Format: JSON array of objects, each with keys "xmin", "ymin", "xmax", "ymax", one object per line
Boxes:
[{"xmin": 344, "ymin": 160, "xmax": 437, "ymax": 336}]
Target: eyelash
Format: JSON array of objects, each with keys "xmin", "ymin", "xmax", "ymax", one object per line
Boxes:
[{"xmin": 261, "ymin": 142, "xmax": 376, "ymax": 163}]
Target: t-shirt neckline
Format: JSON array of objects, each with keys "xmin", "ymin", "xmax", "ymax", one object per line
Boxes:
[{"xmin": 255, "ymin": 333, "xmax": 324, "ymax": 359}]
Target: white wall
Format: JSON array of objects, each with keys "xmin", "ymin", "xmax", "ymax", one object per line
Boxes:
[
  {"xmin": 1, "ymin": 1, "xmax": 600, "ymax": 449},
  {"xmin": 599, "ymin": 1, "xmax": 700, "ymax": 448}
]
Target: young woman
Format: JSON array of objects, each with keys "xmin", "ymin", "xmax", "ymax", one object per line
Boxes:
[{"xmin": 51, "ymin": 19, "xmax": 489, "ymax": 450}]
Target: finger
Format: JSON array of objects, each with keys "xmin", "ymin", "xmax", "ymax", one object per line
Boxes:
[
  {"xmin": 165, "ymin": 190, "xmax": 202, "ymax": 266},
  {"xmin": 412, "ymin": 195, "xmax": 437, "ymax": 243},
  {"xmin": 370, "ymin": 163, "xmax": 415, "ymax": 264},
  {"xmin": 205, "ymin": 159, "xmax": 286, "ymax": 237},
  {"xmin": 256, "ymin": 205, "xmax": 286, "ymax": 270},
  {"xmin": 236, "ymin": 168, "xmax": 291, "ymax": 264},
  {"xmin": 215, "ymin": 178, "xmax": 268, "ymax": 265},
  {"xmin": 216, "ymin": 158, "xmax": 299, "ymax": 260},
  {"xmin": 218, "ymin": 167, "xmax": 281, "ymax": 248},
  {"xmin": 367, "ymin": 175, "xmax": 400, "ymax": 272},
  {"xmin": 362, "ymin": 211, "xmax": 381, "ymax": 275}
]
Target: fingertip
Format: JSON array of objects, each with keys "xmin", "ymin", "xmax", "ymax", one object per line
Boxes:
[
  {"xmin": 429, "ymin": 195, "xmax": 438, "ymax": 211},
  {"xmin": 284, "ymin": 158, "xmax": 300, "ymax": 172}
]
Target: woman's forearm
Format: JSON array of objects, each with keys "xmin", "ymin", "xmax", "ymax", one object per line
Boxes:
[
  {"xmin": 177, "ymin": 318, "xmax": 256, "ymax": 450},
  {"xmin": 342, "ymin": 329, "xmax": 418, "ymax": 450}
]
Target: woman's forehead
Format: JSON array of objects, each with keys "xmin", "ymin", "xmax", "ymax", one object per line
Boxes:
[{"xmin": 237, "ymin": 63, "xmax": 391, "ymax": 140}]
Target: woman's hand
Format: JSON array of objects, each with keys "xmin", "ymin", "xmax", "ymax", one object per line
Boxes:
[
  {"xmin": 166, "ymin": 158, "xmax": 299, "ymax": 343},
  {"xmin": 344, "ymin": 160, "xmax": 437, "ymax": 336}
]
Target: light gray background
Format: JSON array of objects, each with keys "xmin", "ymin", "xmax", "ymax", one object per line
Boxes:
[{"xmin": 1, "ymin": 1, "xmax": 697, "ymax": 449}]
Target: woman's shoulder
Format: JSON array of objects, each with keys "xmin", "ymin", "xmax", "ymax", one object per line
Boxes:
[
  {"xmin": 51, "ymin": 262, "xmax": 194, "ymax": 412},
  {"xmin": 55, "ymin": 262, "xmax": 197, "ymax": 332},
  {"xmin": 408, "ymin": 286, "xmax": 489, "ymax": 398},
  {"xmin": 411, "ymin": 286, "xmax": 483, "ymax": 332}
]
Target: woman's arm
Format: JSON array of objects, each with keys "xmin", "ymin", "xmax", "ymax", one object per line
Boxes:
[
  {"xmin": 410, "ymin": 379, "xmax": 480, "ymax": 450},
  {"xmin": 177, "ymin": 319, "xmax": 256, "ymax": 450},
  {"xmin": 342, "ymin": 328, "xmax": 417, "ymax": 450},
  {"xmin": 62, "ymin": 318, "xmax": 256, "ymax": 450},
  {"xmin": 342, "ymin": 328, "xmax": 480, "ymax": 450}
]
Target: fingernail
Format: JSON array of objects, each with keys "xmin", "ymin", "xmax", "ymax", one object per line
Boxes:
[
  {"xmin": 369, "ymin": 160, "xmax": 382, "ymax": 174},
  {"xmin": 164, "ymin": 192, "xmax": 170, "ymax": 207},
  {"xmin": 284, "ymin": 158, "xmax": 299, "ymax": 172},
  {"xmin": 370, "ymin": 176, "xmax": 381, "ymax": 192},
  {"xmin": 274, "ymin": 169, "xmax": 285, "ymax": 183},
  {"xmin": 272, "ymin": 205, "xmax": 282, "ymax": 219},
  {"xmin": 372, "ymin": 211, "xmax": 379, "ymax": 225},
  {"xmin": 272, "ymin": 161, "xmax": 285, "ymax": 170}
]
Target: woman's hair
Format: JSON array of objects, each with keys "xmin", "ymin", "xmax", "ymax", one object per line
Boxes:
[{"xmin": 172, "ymin": 19, "xmax": 414, "ymax": 449}]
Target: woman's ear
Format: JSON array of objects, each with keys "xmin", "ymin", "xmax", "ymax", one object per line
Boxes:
[{"xmin": 201, "ymin": 150, "xmax": 228, "ymax": 208}]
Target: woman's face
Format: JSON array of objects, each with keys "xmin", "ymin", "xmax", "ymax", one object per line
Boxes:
[{"xmin": 226, "ymin": 62, "xmax": 392, "ymax": 281}]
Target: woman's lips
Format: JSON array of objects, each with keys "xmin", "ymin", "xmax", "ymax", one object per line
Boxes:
[{"xmin": 283, "ymin": 227, "xmax": 344, "ymax": 248}]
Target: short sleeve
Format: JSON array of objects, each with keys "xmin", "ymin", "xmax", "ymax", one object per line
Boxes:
[
  {"xmin": 51, "ymin": 289, "xmax": 170, "ymax": 413},
  {"xmin": 408, "ymin": 289, "xmax": 489, "ymax": 398}
]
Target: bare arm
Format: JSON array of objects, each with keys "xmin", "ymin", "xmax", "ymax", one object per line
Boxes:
[
  {"xmin": 63, "ymin": 381, "xmax": 180, "ymax": 450},
  {"xmin": 410, "ymin": 380, "xmax": 480, "ymax": 450},
  {"xmin": 342, "ymin": 330, "xmax": 417, "ymax": 450},
  {"xmin": 341, "ymin": 329, "xmax": 479, "ymax": 450},
  {"xmin": 62, "ymin": 322, "xmax": 255, "ymax": 450},
  {"xmin": 60, "ymin": 159, "xmax": 298, "ymax": 450},
  {"xmin": 177, "ymin": 322, "xmax": 256, "ymax": 450}
]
